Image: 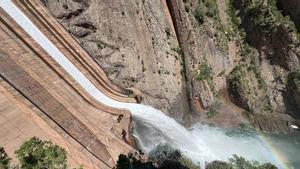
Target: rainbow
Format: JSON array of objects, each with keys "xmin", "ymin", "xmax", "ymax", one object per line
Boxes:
[{"xmin": 257, "ymin": 132, "xmax": 292, "ymax": 169}]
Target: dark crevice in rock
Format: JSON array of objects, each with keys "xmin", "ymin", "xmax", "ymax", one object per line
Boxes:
[
  {"xmin": 284, "ymin": 71, "xmax": 300, "ymax": 119},
  {"xmin": 165, "ymin": 0, "xmax": 192, "ymax": 113},
  {"xmin": 57, "ymin": 8, "xmax": 84, "ymax": 21},
  {"xmin": 70, "ymin": 30, "xmax": 91, "ymax": 38},
  {"xmin": 165, "ymin": 0, "xmax": 180, "ymax": 40},
  {"xmin": 72, "ymin": 0, "xmax": 90, "ymax": 8},
  {"xmin": 54, "ymin": 0, "xmax": 91, "ymax": 21},
  {"xmin": 74, "ymin": 22, "xmax": 97, "ymax": 31}
]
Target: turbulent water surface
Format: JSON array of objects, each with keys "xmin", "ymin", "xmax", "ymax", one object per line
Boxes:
[{"xmin": 133, "ymin": 113, "xmax": 300, "ymax": 169}]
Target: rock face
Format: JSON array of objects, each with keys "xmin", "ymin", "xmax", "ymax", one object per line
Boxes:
[
  {"xmin": 163, "ymin": 0, "xmax": 246, "ymax": 127},
  {"xmin": 164, "ymin": 0, "xmax": 300, "ymax": 132},
  {"xmin": 41, "ymin": 0, "xmax": 190, "ymax": 121},
  {"xmin": 41, "ymin": 0, "xmax": 300, "ymax": 132},
  {"xmin": 226, "ymin": 0, "xmax": 300, "ymax": 132},
  {"xmin": 286, "ymin": 71, "xmax": 300, "ymax": 119}
]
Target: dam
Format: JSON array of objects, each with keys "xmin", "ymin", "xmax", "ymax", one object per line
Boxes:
[{"xmin": 0, "ymin": 0, "xmax": 299, "ymax": 169}]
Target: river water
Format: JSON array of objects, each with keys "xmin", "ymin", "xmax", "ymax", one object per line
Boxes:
[
  {"xmin": 1, "ymin": 0, "xmax": 299, "ymax": 169},
  {"xmin": 133, "ymin": 109, "xmax": 300, "ymax": 169}
]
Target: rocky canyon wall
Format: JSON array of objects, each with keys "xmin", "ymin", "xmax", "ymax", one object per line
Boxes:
[{"xmin": 42, "ymin": 0, "xmax": 300, "ymax": 132}]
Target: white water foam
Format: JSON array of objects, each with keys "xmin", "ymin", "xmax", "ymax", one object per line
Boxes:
[{"xmin": 0, "ymin": 1, "xmax": 285, "ymax": 168}]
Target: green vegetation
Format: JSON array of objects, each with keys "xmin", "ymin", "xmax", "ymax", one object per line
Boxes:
[
  {"xmin": 116, "ymin": 149, "xmax": 278, "ymax": 169},
  {"xmin": 226, "ymin": 65, "xmax": 256, "ymax": 110},
  {"xmin": 207, "ymin": 100, "xmax": 221, "ymax": 118},
  {"xmin": 194, "ymin": 0, "xmax": 219, "ymax": 23},
  {"xmin": 227, "ymin": 66, "xmax": 248, "ymax": 94},
  {"xmin": 116, "ymin": 154, "xmax": 131, "ymax": 169},
  {"xmin": 202, "ymin": 0, "xmax": 218, "ymax": 19},
  {"xmin": 246, "ymin": 0, "xmax": 298, "ymax": 39},
  {"xmin": 0, "ymin": 137, "xmax": 83, "ymax": 169},
  {"xmin": 206, "ymin": 155, "xmax": 277, "ymax": 169},
  {"xmin": 247, "ymin": 62, "xmax": 267, "ymax": 90},
  {"xmin": 178, "ymin": 157, "xmax": 199, "ymax": 169},
  {"xmin": 206, "ymin": 160, "xmax": 232, "ymax": 169},
  {"xmin": 172, "ymin": 46, "xmax": 187, "ymax": 79},
  {"xmin": 149, "ymin": 144, "xmax": 200, "ymax": 169},
  {"xmin": 239, "ymin": 123, "xmax": 249, "ymax": 129},
  {"xmin": 229, "ymin": 154, "xmax": 277, "ymax": 169},
  {"xmin": 287, "ymin": 70, "xmax": 300, "ymax": 92},
  {"xmin": 194, "ymin": 7, "xmax": 205, "ymax": 24},
  {"xmin": 226, "ymin": 0, "xmax": 239, "ymax": 36},
  {"xmin": 241, "ymin": 110, "xmax": 252, "ymax": 119},
  {"xmin": 196, "ymin": 62, "xmax": 215, "ymax": 92},
  {"xmin": 262, "ymin": 100, "xmax": 273, "ymax": 113},
  {"xmin": 227, "ymin": 0, "xmax": 299, "ymax": 52},
  {"xmin": 225, "ymin": 0, "xmax": 298, "ymax": 93},
  {"xmin": 172, "ymin": 46, "xmax": 183, "ymax": 57},
  {"xmin": 197, "ymin": 63, "xmax": 212, "ymax": 81},
  {"xmin": 218, "ymin": 70, "xmax": 225, "ymax": 77},
  {"xmin": 0, "ymin": 147, "xmax": 11, "ymax": 169},
  {"xmin": 165, "ymin": 28, "xmax": 171, "ymax": 39},
  {"xmin": 128, "ymin": 93, "xmax": 135, "ymax": 98},
  {"xmin": 193, "ymin": 0, "xmax": 229, "ymax": 52},
  {"xmin": 97, "ymin": 43, "xmax": 104, "ymax": 49},
  {"xmin": 0, "ymin": 138, "xmax": 280, "ymax": 169},
  {"xmin": 16, "ymin": 137, "xmax": 67, "ymax": 169}
]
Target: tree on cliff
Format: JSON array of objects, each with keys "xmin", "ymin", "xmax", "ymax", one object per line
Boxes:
[
  {"xmin": 0, "ymin": 147, "xmax": 11, "ymax": 169},
  {"xmin": 15, "ymin": 137, "xmax": 67, "ymax": 169},
  {"xmin": 1, "ymin": 137, "xmax": 86, "ymax": 169},
  {"xmin": 116, "ymin": 152, "xmax": 278, "ymax": 169},
  {"xmin": 205, "ymin": 154, "xmax": 277, "ymax": 169}
]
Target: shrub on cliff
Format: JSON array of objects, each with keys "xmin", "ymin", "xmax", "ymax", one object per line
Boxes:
[
  {"xmin": 116, "ymin": 144, "xmax": 200, "ymax": 169},
  {"xmin": 1, "ymin": 138, "xmax": 85, "ymax": 169},
  {"xmin": 194, "ymin": 7, "xmax": 205, "ymax": 25},
  {"xmin": 229, "ymin": 154, "xmax": 277, "ymax": 169},
  {"xmin": 205, "ymin": 160, "xmax": 232, "ymax": 169},
  {"xmin": 149, "ymin": 144, "xmax": 200, "ymax": 169},
  {"xmin": 15, "ymin": 137, "xmax": 67, "ymax": 169},
  {"xmin": 226, "ymin": 65, "xmax": 251, "ymax": 111},
  {"xmin": 116, "ymin": 152, "xmax": 279, "ymax": 169},
  {"xmin": 0, "ymin": 147, "xmax": 11, "ymax": 169},
  {"xmin": 205, "ymin": 155, "xmax": 277, "ymax": 169},
  {"xmin": 207, "ymin": 100, "xmax": 221, "ymax": 118},
  {"xmin": 197, "ymin": 63, "xmax": 212, "ymax": 81},
  {"xmin": 116, "ymin": 153, "xmax": 156, "ymax": 169},
  {"xmin": 116, "ymin": 154, "xmax": 131, "ymax": 169},
  {"xmin": 116, "ymin": 153, "xmax": 192, "ymax": 169}
]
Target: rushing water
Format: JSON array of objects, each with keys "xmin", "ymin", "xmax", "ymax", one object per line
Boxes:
[
  {"xmin": 133, "ymin": 110, "xmax": 300, "ymax": 169},
  {"xmin": 1, "ymin": 0, "xmax": 299, "ymax": 169}
]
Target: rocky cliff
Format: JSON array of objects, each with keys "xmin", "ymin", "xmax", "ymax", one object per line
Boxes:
[
  {"xmin": 42, "ymin": 0, "xmax": 300, "ymax": 132},
  {"xmin": 41, "ymin": 0, "xmax": 190, "ymax": 122},
  {"xmin": 170, "ymin": 0, "xmax": 300, "ymax": 132}
]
